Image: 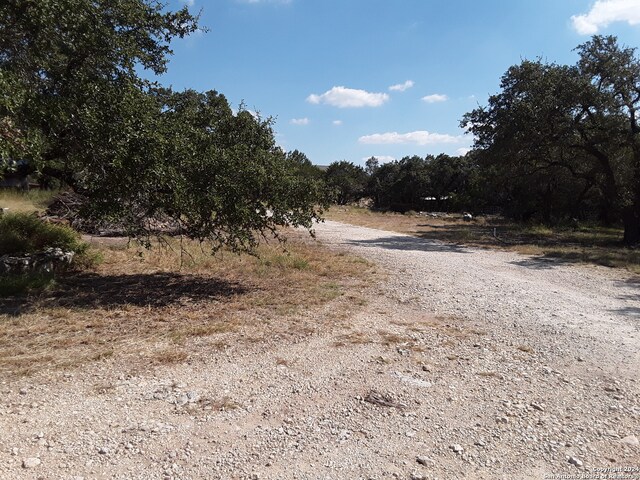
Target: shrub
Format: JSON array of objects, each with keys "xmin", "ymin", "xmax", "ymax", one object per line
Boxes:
[
  {"xmin": 0, "ymin": 273, "xmax": 55, "ymax": 297},
  {"xmin": 0, "ymin": 212, "xmax": 87, "ymax": 256}
]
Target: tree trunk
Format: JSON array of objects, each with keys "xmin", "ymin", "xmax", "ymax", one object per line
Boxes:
[
  {"xmin": 625, "ymin": 147, "xmax": 640, "ymax": 245},
  {"xmin": 623, "ymin": 205, "xmax": 640, "ymax": 244}
]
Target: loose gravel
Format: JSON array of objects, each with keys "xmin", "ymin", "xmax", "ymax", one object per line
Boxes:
[{"xmin": 0, "ymin": 220, "xmax": 638, "ymax": 479}]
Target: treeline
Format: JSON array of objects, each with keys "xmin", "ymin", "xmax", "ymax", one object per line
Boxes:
[
  {"xmin": 319, "ymin": 155, "xmax": 476, "ymax": 213},
  {"xmin": 319, "ymin": 35, "xmax": 640, "ymax": 244}
]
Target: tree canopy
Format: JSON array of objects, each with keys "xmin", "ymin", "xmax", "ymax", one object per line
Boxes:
[
  {"xmin": 0, "ymin": 0, "xmax": 325, "ymax": 251},
  {"xmin": 367, "ymin": 155, "xmax": 473, "ymax": 212},
  {"xmin": 324, "ymin": 160, "xmax": 368, "ymax": 205},
  {"xmin": 462, "ymin": 35, "xmax": 640, "ymax": 243}
]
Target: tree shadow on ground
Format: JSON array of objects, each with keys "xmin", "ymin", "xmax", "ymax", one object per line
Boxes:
[
  {"xmin": 610, "ymin": 306, "xmax": 640, "ymax": 318},
  {"xmin": 509, "ymin": 257, "xmax": 574, "ymax": 270},
  {"xmin": 346, "ymin": 235, "xmax": 471, "ymax": 254},
  {"xmin": 0, "ymin": 272, "xmax": 248, "ymax": 316},
  {"xmin": 614, "ymin": 287, "xmax": 640, "ymax": 319},
  {"xmin": 414, "ymin": 223, "xmax": 496, "ymax": 247}
]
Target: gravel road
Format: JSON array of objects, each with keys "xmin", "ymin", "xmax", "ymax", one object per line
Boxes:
[{"xmin": 1, "ymin": 220, "xmax": 638, "ymax": 480}]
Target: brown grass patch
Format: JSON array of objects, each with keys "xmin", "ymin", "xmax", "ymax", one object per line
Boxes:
[
  {"xmin": 377, "ymin": 331, "xmax": 409, "ymax": 345},
  {"xmin": 150, "ymin": 347, "xmax": 189, "ymax": 365},
  {"xmin": 202, "ymin": 396, "xmax": 241, "ymax": 412},
  {"xmin": 333, "ymin": 331, "xmax": 372, "ymax": 346},
  {"xmin": 407, "ymin": 315, "xmax": 484, "ymax": 341},
  {"xmin": 0, "ymin": 232, "xmax": 374, "ymax": 377}
]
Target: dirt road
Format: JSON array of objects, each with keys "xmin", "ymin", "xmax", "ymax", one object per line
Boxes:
[{"xmin": 1, "ymin": 220, "xmax": 638, "ymax": 479}]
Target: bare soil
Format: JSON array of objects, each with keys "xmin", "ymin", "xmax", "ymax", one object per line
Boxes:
[{"xmin": 0, "ymin": 220, "xmax": 638, "ymax": 480}]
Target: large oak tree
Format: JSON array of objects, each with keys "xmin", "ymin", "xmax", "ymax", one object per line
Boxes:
[
  {"xmin": 462, "ymin": 36, "xmax": 640, "ymax": 244},
  {"xmin": 0, "ymin": 0, "xmax": 324, "ymax": 251}
]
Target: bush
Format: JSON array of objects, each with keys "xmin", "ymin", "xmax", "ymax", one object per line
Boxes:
[
  {"xmin": 0, "ymin": 273, "xmax": 55, "ymax": 297},
  {"xmin": 0, "ymin": 212, "xmax": 87, "ymax": 256}
]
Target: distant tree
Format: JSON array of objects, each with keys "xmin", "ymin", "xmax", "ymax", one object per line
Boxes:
[
  {"xmin": 366, "ymin": 154, "xmax": 478, "ymax": 212},
  {"xmin": 425, "ymin": 154, "xmax": 473, "ymax": 211},
  {"xmin": 0, "ymin": 1, "xmax": 325, "ymax": 251},
  {"xmin": 367, "ymin": 160, "xmax": 400, "ymax": 209},
  {"xmin": 286, "ymin": 150, "xmax": 325, "ymax": 181},
  {"xmin": 393, "ymin": 156, "xmax": 431, "ymax": 209},
  {"xmin": 462, "ymin": 36, "xmax": 640, "ymax": 242},
  {"xmin": 365, "ymin": 156, "xmax": 380, "ymax": 176},
  {"xmin": 324, "ymin": 161, "xmax": 368, "ymax": 205},
  {"xmin": 367, "ymin": 156, "xmax": 431, "ymax": 211}
]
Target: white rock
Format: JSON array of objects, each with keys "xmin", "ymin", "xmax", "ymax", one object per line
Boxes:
[
  {"xmin": 416, "ymin": 455, "xmax": 435, "ymax": 466},
  {"xmin": 450, "ymin": 444, "xmax": 464, "ymax": 454},
  {"xmin": 568, "ymin": 456, "xmax": 583, "ymax": 467},
  {"xmin": 22, "ymin": 457, "xmax": 41, "ymax": 468},
  {"xmin": 621, "ymin": 435, "xmax": 639, "ymax": 447}
]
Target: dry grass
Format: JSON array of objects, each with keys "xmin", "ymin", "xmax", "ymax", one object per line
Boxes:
[
  {"xmin": 333, "ymin": 315, "xmax": 485, "ymax": 352},
  {"xmin": 333, "ymin": 331, "xmax": 372, "ymax": 346},
  {"xmin": 206, "ymin": 396, "xmax": 241, "ymax": 411},
  {"xmin": 0, "ymin": 232, "xmax": 375, "ymax": 377},
  {"xmin": 0, "ymin": 190, "xmax": 57, "ymax": 213},
  {"xmin": 325, "ymin": 206, "xmax": 640, "ymax": 273}
]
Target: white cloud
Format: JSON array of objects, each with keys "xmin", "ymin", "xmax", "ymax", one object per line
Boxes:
[
  {"xmin": 180, "ymin": 0, "xmax": 195, "ymax": 5},
  {"xmin": 455, "ymin": 147, "xmax": 472, "ymax": 156},
  {"xmin": 358, "ymin": 131, "xmax": 462, "ymax": 146},
  {"xmin": 307, "ymin": 86, "xmax": 389, "ymax": 108},
  {"xmin": 422, "ymin": 94, "xmax": 448, "ymax": 103},
  {"xmin": 332, "ymin": 120, "xmax": 343, "ymax": 126},
  {"xmin": 571, "ymin": 0, "xmax": 640, "ymax": 34},
  {"xmin": 362, "ymin": 155, "xmax": 396, "ymax": 163},
  {"xmin": 389, "ymin": 80, "xmax": 414, "ymax": 92},
  {"xmin": 290, "ymin": 117, "xmax": 309, "ymax": 125}
]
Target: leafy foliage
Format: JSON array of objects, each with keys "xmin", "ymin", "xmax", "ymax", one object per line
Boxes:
[
  {"xmin": 462, "ymin": 35, "xmax": 640, "ymax": 243},
  {"xmin": 324, "ymin": 161, "xmax": 368, "ymax": 205},
  {"xmin": 0, "ymin": 212, "xmax": 86, "ymax": 255},
  {"xmin": 367, "ymin": 155, "xmax": 473, "ymax": 212},
  {"xmin": 1, "ymin": 1, "xmax": 325, "ymax": 252},
  {"xmin": 0, "ymin": 273, "xmax": 55, "ymax": 297}
]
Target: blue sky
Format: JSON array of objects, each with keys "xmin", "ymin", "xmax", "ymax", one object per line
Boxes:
[{"xmin": 160, "ymin": 0, "xmax": 640, "ymax": 166}]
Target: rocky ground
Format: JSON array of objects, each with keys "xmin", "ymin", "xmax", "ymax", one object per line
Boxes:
[{"xmin": 0, "ymin": 220, "xmax": 639, "ymax": 480}]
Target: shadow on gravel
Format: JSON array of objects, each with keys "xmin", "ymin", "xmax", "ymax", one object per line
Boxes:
[
  {"xmin": 0, "ymin": 272, "xmax": 248, "ymax": 316},
  {"xmin": 611, "ymin": 306, "xmax": 640, "ymax": 318},
  {"xmin": 613, "ymin": 285, "xmax": 640, "ymax": 318},
  {"xmin": 346, "ymin": 236, "xmax": 470, "ymax": 253},
  {"xmin": 509, "ymin": 257, "xmax": 574, "ymax": 270}
]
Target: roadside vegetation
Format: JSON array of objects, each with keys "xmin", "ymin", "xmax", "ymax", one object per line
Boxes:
[
  {"xmin": 320, "ymin": 36, "xmax": 640, "ymax": 250},
  {"xmin": 326, "ymin": 206, "xmax": 640, "ymax": 273},
  {"xmin": 0, "ymin": 189, "xmax": 57, "ymax": 213},
  {"xmin": 1, "ymin": 1, "xmax": 638, "ymax": 377},
  {"xmin": 0, "ymin": 234, "xmax": 374, "ymax": 377},
  {"xmin": 0, "ymin": 192, "xmax": 374, "ymax": 377}
]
